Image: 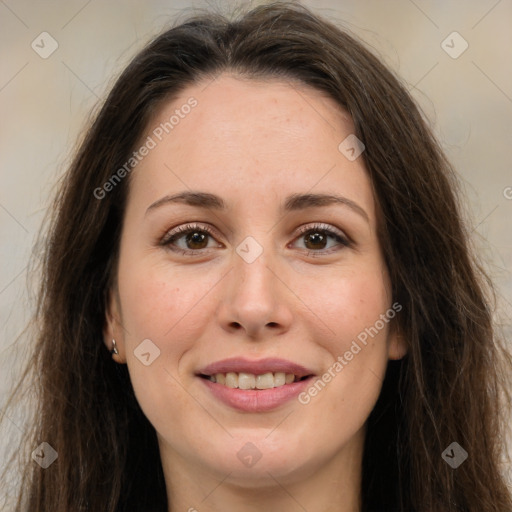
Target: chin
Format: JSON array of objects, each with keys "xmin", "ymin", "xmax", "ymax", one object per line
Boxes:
[{"xmin": 201, "ymin": 435, "xmax": 317, "ymax": 486}]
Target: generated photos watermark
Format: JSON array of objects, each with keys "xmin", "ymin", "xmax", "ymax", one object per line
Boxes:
[
  {"xmin": 298, "ymin": 301, "xmax": 402, "ymax": 405},
  {"xmin": 93, "ymin": 97, "xmax": 198, "ymax": 200}
]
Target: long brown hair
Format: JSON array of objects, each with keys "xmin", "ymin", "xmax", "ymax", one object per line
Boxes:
[{"xmin": 2, "ymin": 2, "xmax": 511, "ymax": 511}]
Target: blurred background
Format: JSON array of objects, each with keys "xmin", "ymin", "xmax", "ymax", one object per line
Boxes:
[{"xmin": 1, "ymin": 0, "xmax": 511, "ymax": 495}]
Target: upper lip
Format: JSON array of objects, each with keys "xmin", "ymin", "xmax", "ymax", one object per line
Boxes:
[{"xmin": 197, "ymin": 357, "xmax": 315, "ymax": 378}]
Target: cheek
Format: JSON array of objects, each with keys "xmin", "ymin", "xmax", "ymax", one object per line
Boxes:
[
  {"xmin": 118, "ymin": 259, "xmax": 220, "ymax": 345},
  {"xmin": 301, "ymin": 262, "xmax": 391, "ymax": 348},
  {"xmin": 295, "ymin": 263, "xmax": 392, "ymax": 421},
  {"xmin": 115, "ymin": 259, "xmax": 213, "ymax": 387},
  {"xmin": 117, "ymin": 263, "xmax": 220, "ymax": 434}
]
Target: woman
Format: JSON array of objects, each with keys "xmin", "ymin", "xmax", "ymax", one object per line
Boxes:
[{"xmin": 2, "ymin": 2, "xmax": 511, "ymax": 511}]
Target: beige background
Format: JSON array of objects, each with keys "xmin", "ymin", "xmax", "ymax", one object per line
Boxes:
[{"xmin": 1, "ymin": 0, "xmax": 511, "ymax": 492}]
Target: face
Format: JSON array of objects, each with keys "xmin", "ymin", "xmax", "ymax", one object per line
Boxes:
[{"xmin": 105, "ymin": 74, "xmax": 406, "ymax": 488}]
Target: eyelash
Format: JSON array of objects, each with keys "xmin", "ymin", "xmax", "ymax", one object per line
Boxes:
[{"xmin": 160, "ymin": 222, "xmax": 351, "ymax": 257}]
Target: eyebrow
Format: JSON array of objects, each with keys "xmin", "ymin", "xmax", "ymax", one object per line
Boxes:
[{"xmin": 145, "ymin": 191, "xmax": 369, "ymax": 222}]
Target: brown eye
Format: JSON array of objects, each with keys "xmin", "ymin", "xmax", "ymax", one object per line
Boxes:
[
  {"xmin": 292, "ymin": 223, "xmax": 350, "ymax": 255},
  {"xmin": 183, "ymin": 231, "xmax": 209, "ymax": 249},
  {"xmin": 161, "ymin": 223, "xmax": 221, "ymax": 254},
  {"xmin": 303, "ymin": 231, "xmax": 328, "ymax": 250}
]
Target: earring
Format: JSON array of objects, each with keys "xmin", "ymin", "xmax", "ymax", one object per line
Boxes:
[{"xmin": 111, "ymin": 339, "xmax": 119, "ymax": 355}]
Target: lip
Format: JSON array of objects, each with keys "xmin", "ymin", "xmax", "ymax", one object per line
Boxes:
[
  {"xmin": 196, "ymin": 357, "xmax": 316, "ymax": 412},
  {"xmin": 199, "ymin": 375, "xmax": 314, "ymax": 412},
  {"xmin": 197, "ymin": 357, "xmax": 314, "ymax": 379}
]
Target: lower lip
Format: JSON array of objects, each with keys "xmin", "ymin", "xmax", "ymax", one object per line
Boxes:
[{"xmin": 198, "ymin": 376, "xmax": 314, "ymax": 412}]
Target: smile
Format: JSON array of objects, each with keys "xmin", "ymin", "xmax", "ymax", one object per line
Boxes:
[
  {"xmin": 199, "ymin": 371, "xmax": 308, "ymax": 389},
  {"xmin": 196, "ymin": 357, "xmax": 316, "ymax": 411}
]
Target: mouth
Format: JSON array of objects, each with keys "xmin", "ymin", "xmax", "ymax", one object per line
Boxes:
[{"xmin": 196, "ymin": 357, "xmax": 316, "ymax": 412}]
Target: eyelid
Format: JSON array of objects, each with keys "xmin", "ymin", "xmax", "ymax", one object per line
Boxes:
[
  {"xmin": 295, "ymin": 222, "xmax": 349, "ymax": 241},
  {"xmin": 160, "ymin": 221, "xmax": 351, "ymax": 255},
  {"xmin": 160, "ymin": 222, "xmax": 218, "ymax": 244}
]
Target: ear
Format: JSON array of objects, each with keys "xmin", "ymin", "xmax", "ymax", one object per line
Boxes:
[
  {"xmin": 387, "ymin": 329, "xmax": 408, "ymax": 361},
  {"xmin": 103, "ymin": 286, "xmax": 126, "ymax": 363}
]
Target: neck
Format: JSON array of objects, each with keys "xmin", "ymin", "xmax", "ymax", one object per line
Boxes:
[{"xmin": 160, "ymin": 427, "xmax": 365, "ymax": 512}]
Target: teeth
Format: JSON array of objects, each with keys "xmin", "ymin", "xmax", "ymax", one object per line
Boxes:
[
  {"xmin": 274, "ymin": 372, "xmax": 286, "ymax": 387},
  {"xmin": 225, "ymin": 372, "xmax": 238, "ymax": 388},
  {"xmin": 256, "ymin": 372, "xmax": 275, "ymax": 389},
  {"xmin": 238, "ymin": 372, "xmax": 256, "ymax": 390},
  {"xmin": 208, "ymin": 372, "xmax": 299, "ymax": 389}
]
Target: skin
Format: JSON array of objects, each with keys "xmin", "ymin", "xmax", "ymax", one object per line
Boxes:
[{"xmin": 104, "ymin": 74, "xmax": 407, "ymax": 512}]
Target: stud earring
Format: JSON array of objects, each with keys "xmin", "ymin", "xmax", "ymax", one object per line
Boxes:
[{"xmin": 111, "ymin": 339, "xmax": 119, "ymax": 355}]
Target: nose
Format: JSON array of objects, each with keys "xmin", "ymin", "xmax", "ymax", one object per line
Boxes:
[{"xmin": 216, "ymin": 245, "xmax": 293, "ymax": 340}]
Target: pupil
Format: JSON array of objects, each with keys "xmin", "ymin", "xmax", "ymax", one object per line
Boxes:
[
  {"xmin": 187, "ymin": 232, "xmax": 207, "ymax": 249},
  {"xmin": 305, "ymin": 232, "xmax": 326, "ymax": 249}
]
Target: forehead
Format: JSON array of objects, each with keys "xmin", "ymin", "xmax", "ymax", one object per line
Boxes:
[{"xmin": 128, "ymin": 74, "xmax": 375, "ymax": 223}]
